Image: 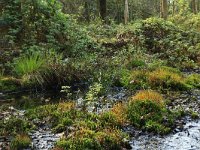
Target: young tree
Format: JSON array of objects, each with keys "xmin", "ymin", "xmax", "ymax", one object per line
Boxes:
[
  {"xmin": 124, "ymin": 0, "xmax": 129, "ymax": 24},
  {"xmin": 99, "ymin": 0, "xmax": 106, "ymax": 20},
  {"xmin": 160, "ymin": 0, "xmax": 168, "ymax": 19}
]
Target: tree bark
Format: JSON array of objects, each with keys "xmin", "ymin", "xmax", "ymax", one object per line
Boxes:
[
  {"xmin": 84, "ymin": 0, "xmax": 90, "ymax": 22},
  {"xmin": 99, "ymin": 0, "xmax": 106, "ymax": 20},
  {"xmin": 191, "ymin": 0, "xmax": 197, "ymax": 14},
  {"xmin": 172, "ymin": 0, "xmax": 175, "ymax": 16},
  {"xmin": 124, "ymin": 0, "xmax": 129, "ymax": 24},
  {"xmin": 160, "ymin": 0, "xmax": 168, "ymax": 19}
]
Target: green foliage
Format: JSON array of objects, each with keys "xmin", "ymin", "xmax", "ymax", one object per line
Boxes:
[
  {"xmin": 85, "ymin": 82, "xmax": 103, "ymax": 102},
  {"xmin": 0, "ymin": 117, "xmax": 33, "ymax": 136},
  {"xmin": 120, "ymin": 66, "xmax": 196, "ymax": 90},
  {"xmin": 56, "ymin": 128, "xmax": 126, "ymax": 150},
  {"xmin": 2, "ymin": 0, "xmax": 97, "ymax": 57},
  {"xmin": 0, "ymin": 77, "xmax": 21, "ymax": 91},
  {"xmin": 10, "ymin": 134, "xmax": 31, "ymax": 150},
  {"xmin": 185, "ymin": 74, "xmax": 200, "ymax": 88},
  {"xmin": 127, "ymin": 96, "xmax": 174, "ymax": 134},
  {"xmin": 117, "ymin": 17, "xmax": 200, "ymax": 68},
  {"xmin": 14, "ymin": 52, "xmax": 45, "ymax": 77},
  {"xmin": 127, "ymin": 59, "xmax": 146, "ymax": 69},
  {"xmin": 26, "ymin": 102, "xmax": 129, "ymax": 149}
]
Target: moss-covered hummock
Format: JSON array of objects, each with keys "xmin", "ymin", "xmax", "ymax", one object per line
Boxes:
[
  {"xmin": 127, "ymin": 90, "xmax": 178, "ymax": 134},
  {"xmin": 121, "ymin": 66, "xmax": 198, "ymax": 91}
]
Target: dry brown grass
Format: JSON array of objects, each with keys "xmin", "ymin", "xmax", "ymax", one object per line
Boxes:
[
  {"xmin": 148, "ymin": 68, "xmax": 183, "ymax": 86},
  {"xmin": 132, "ymin": 90, "xmax": 164, "ymax": 106},
  {"xmin": 57, "ymin": 102, "xmax": 75, "ymax": 112},
  {"xmin": 111, "ymin": 103, "xmax": 128, "ymax": 125}
]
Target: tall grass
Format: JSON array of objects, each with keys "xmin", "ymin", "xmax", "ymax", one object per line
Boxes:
[{"xmin": 14, "ymin": 53, "xmax": 46, "ymax": 76}]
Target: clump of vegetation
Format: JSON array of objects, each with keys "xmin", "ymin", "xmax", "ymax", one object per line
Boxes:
[
  {"xmin": 118, "ymin": 18, "xmax": 200, "ymax": 68},
  {"xmin": 185, "ymin": 74, "xmax": 200, "ymax": 88},
  {"xmin": 132, "ymin": 90, "xmax": 164, "ymax": 106},
  {"xmin": 56, "ymin": 128, "xmax": 127, "ymax": 150},
  {"xmin": 111, "ymin": 103, "xmax": 128, "ymax": 126},
  {"xmin": 14, "ymin": 52, "xmax": 46, "ymax": 77},
  {"xmin": 10, "ymin": 134, "xmax": 31, "ymax": 150},
  {"xmin": 26, "ymin": 102, "xmax": 130, "ymax": 149},
  {"xmin": 148, "ymin": 68, "xmax": 188, "ymax": 90},
  {"xmin": 127, "ymin": 90, "xmax": 175, "ymax": 134},
  {"xmin": 0, "ymin": 77, "xmax": 21, "ymax": 91},
  {"xmin": 0, "ymin": 117, "xmax": 33, "ymax": 136},
  {"xmin": 121, "ymin": 66, "xmax": 198, "ymax": 90}
]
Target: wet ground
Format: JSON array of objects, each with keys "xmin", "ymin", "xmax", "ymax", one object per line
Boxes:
[
  {"xmin": 130, "ymin": 119, "xmax": 200, "ymax": 150},
  {"xmin": 130, "ymin": 89, "xmax": 200, "ymax": 150},
  {"xmin": 0, "ymin": 87, "xmax": 200, "ymax": 149}
]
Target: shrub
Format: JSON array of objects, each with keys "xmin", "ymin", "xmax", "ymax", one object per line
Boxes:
[
  {"xmin": 99, "ymin": 112, "xmax": 119, "ymax": 128},
  {"xmin": 127, "ymin": 59, "xmax": 146, "ymax": 69},
  {"xmin": 185, "ymin": 74, "xmax": 200, "ymax": 88},
  {"xmin": 57, "ymin": 102, "xmax": 75, "ymax": 112},
  {"xmin": 10, "ymin": 134, "xmax": 31, "ymax": 150},
  {"xmin": 127, "ymin": 69, "xmax": 149, "ymax": 89},
  {"xmin": 12, "ymin": 50, "xmax": 84, "ymax": 89},
  {"xmin": 117, "ymin": 18, "xmax": 200, "ymax": 68},
  {"xmin": 0, "ymin": 117, "xmax": 33, "ymax": 136}
]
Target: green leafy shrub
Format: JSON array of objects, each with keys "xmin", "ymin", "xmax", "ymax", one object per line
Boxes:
[
  {"xmin": 127, "ymin": 59, "xmax": 146, "ymax": 69},
  {"xmin": 0, "ymin": 117, "xmax": 33, "ymax": 136},
  {"xmin": 185, "ymin": 74, "xmax": 200, "ymax": 88},
  {"xmin": 117, "ymin": 18, "xmax": 200, "ymax": 68},
  {"xmin": 2, "ymin": 0, "xmax": 97, "ymax": 57}
]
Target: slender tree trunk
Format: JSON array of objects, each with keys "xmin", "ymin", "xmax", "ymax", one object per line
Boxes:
[
  {"xmin": 99, "ymin": 0, "xmax": 106, "ymax": 20},
  {"xmin": 84, "ymin": 0, "xmax": 90, "ymax": 22},
  {"xmin": 172, "ymin": 0, "xmax": 175, "ymax": 16},
  {"xmin": 197, "ymin": 0, "xmax": 200, "ymax": 12},
  {"xmin": 191, "ymin": 0, "xmax": 197, "ymax": 14},
  {"xmin": 124, "ymin": 0, "xmax": 129, "ymax": 24},
  {"xmin": 160, "ymin": 0, "xmax": 168, "ymax": 19}
]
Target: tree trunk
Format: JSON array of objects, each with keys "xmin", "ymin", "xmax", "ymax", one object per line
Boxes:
[
  {"xmin": 160, "ymin": 0, "xmax": 168, "ymax": 19},
  {"xmin": 191, "ymin": 0, "xmax": 197, "ymax": 14},
  {"xmin": 124, "ymin": 0, "xmax": 129, "ymax": 24},
  {"xmin": 172, "ymin": 0, "xmax": 175, "ymax": 16},
  {"xmin": 99, "ymin": 0, "xmax": 106, "ymax": 20},
  {"xmin": 84, "ymin": 0, "xmax": 90, "ymax": 22}
]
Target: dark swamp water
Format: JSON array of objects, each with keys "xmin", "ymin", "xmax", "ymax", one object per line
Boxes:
[{"xmin": 0, "ymin": 87, "xmax": 200, "ymax": 150}]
